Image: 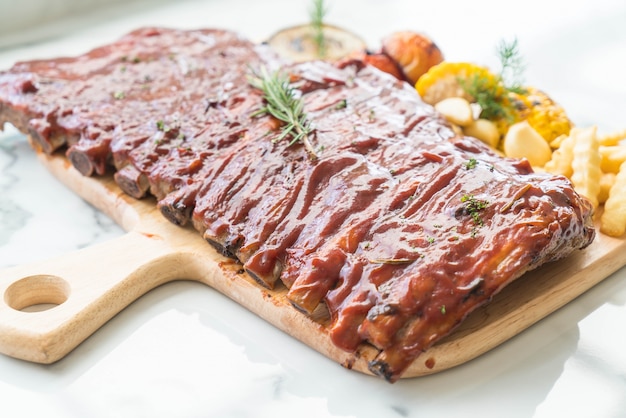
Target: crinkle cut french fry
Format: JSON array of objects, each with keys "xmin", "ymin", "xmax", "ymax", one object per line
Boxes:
[
  {"xmin": 544, "ymin": 131, "xmax": 576, "ymax": 178},
  {"xmin": 598, "ymin": 172, "xmax": 616, "ymax": 205},
  {"xmin": 599, "ymin": 145, "xmax": 626, "ymax": 174},
  {"xmin": 600, "ymin": 160, "xmax": 626, "ymax": 237},
  {"xmin": 549, "ymin": 134, "xmax": 568, "ymax": 149},
  {"xmin": 570, "ymin": 126, "xmax": 601, "ymax": 208},
  {"xmin": 598, "ymin": 128, "xmax": 626, "ymax": 146}
]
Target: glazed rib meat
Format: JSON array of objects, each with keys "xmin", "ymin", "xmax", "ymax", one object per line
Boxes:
[{"xmin": 0, "ymin": 28, "xmax": 595, "ymax": 382}]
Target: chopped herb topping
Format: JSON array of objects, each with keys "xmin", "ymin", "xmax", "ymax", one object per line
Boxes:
[
  {"xmin": 464, "ymin": 158, "xmax": 478, "ymax": 170},
  {"xmin": 461, "ymin": 194, "xmax": 490, "ymax": 237},
  {"xmin": 334, "ymin": 99, "xmax": 347, "ymax": 110},
  {"xmin": 113, "ymin": 91, "xmax": 125, "ymax": 100},
  {"xmin": 156, "ymin": 120, "xmax": 171, "ymax": 132},
  {"xmin": 440, "ymin": 305, "xmax": 446, "ymax": 315}
]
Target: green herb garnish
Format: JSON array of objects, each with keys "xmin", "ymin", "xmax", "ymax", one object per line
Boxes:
[
  {"xmin": 248, "ymin": 67, "xmax": 316, "ymax": 159},
  {"xmin": 156, "ymin": 120, "xmax": 169, "ymax": 132},
  {"xmin": 334, "ymin": 99, "xmax": 347, "ymax": 110},
  {"xmin": 309, "ymin": 0, "xmax": 328, "ymax": 58},
  {"xmin": 461, "ymin": 194, "xmax": 490, "ymax": 237},
  {"xmin": 460, "ymin": 38, "xmax": 527, "ymax": 122},
  {"xmin": 464, "ymin": 158, "xmax": 478, "ymax": 170},
  {"xmin": 497, "ymin": 38, "xmax": 526, "ymax": 94},
  {"xmin": 460, "ymin": 74, "xmax": 510, "ymax": 121}
]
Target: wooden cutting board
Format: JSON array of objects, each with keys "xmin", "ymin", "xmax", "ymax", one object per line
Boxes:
[{"xmin": 0, "ymin": 150, "xmax": 625, "ymax": 378}]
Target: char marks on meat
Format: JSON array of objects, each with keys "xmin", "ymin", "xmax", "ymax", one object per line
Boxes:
[{"xmin": 0, "ymin": 28, "xmax": 595, "ymax": 382}]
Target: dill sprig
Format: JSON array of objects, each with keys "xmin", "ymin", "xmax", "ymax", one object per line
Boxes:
[
  {"xmin": 497, "ymin": 38, "xmax": 526, "ymax": 94},
  {"xmin": 460, "ymin": 38, "xmax": 527, "ymax": 122},
  {"xmin": 309, "ymin": 0, "xmax": 328, "ymax": 58},
  {"xmin": 462, "ymin": 74, "xmax": 512, "ymax": 122},
  {"xmin": 248, "ymin": 66, "xmax": 317, "ymax": 159}
]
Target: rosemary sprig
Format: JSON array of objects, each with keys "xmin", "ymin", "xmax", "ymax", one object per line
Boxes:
[
  {"xmin": 369, "ymin": 258, "xmax": 414, "ymax": 265},
  {"xmin": 309, "ymin": 0, "xmax": 328, "ymax": 58},
  {"xmin": 248, "ymin": 66, "xmax": 317, "ymax": 159}
]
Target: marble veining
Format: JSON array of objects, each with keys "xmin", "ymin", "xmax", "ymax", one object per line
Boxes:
[
  {"xmin": 0, "ymin": 134, "xmax": 33, "ymax": 249},
  {"xmin": 0, "ymin": 129, "xmax": 123, "ymax": 268},
  {"xmin": 0, "ymin": 197, "xmax": 32, "ymax": 249}
]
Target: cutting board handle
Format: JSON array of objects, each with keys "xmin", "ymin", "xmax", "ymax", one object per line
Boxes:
[{"xmin": 0, "ymin": 230, "xmax": 194, "ymax": 364}]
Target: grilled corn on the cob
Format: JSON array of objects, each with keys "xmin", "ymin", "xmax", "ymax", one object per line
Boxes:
[
  {"xmin": 415, "ymin": 62, "xmax": 500, "ymax": 105},
  {"xmin": 417, "ymin": 62, "xmax": 571, "ymax": 144},
  {"xmin": 511, "ymin": 87, "xmax": 571, "ymax": 143}
]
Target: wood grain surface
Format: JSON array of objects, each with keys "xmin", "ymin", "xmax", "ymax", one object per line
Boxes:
[{"xmin": 0, "ymin": 151, "xmax": 624, "ymax": 378}]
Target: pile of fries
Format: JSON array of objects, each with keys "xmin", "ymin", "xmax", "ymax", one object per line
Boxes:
[{"xmin": 544, "ymin": 127, "xmax": 626, "ymax": 237}]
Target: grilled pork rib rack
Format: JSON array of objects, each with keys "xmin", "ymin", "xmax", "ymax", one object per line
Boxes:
[{"xmin": 0, "ymin": 27, "xmax": 595, "ymax": 382}]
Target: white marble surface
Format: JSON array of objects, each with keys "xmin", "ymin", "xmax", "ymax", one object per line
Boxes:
[{"xmin": 1, "ymin": 0, "xmax": 626, "ymax": 417}]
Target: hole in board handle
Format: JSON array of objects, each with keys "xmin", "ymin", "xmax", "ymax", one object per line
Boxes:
[{"xmin": 4, "ymin": 275, "xmax": 70, "ymax": 312}]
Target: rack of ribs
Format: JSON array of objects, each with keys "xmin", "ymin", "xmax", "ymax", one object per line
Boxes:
[{"xmin": 0, "ymin": 27, "xmax": 595, "ymax": 382}]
